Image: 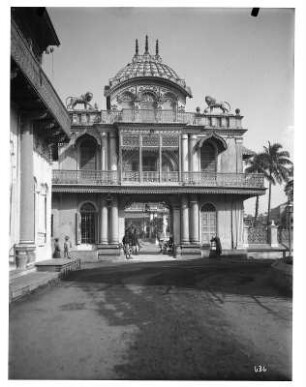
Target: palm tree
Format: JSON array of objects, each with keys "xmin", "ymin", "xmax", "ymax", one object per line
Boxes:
[
  {"xmin": 255, "ymin": 142, "xmax": 293, "ymax": 225},
  {"xmin": 284, "ymin": 178, "xmax": 293, "ymax": 203},
  {"xmin": 245, "ymin": 153, "xmax": 270, "ymax": 224}
]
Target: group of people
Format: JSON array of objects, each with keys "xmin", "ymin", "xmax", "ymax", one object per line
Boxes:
[
  {"xmin": 158, "ymin": 235, "xmax": 174, "ymax": 254},
  {"xmin": 52, "ymin": 236, "xmax": 71, "ymax": 259},
  {"xmin": 122, "ymin": 228, "xmax": 141, "ymax": 259}
]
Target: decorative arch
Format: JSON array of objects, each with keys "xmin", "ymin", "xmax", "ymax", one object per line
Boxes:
[
  {"xmin": 200, "ymin": 203, "xmax": 217, "ymax": 244},
  {"xmin": 196, "ymin": 131, "xmax": 227, "ymax": 153},
  {"xmin": 162, "ymin": 92, "xmax": 177, "ymax": 110},
  {"xmin": 200, "ymin": 141, "xmax": 218, "ymax": 173},
  {"xmin": 162, "ymin": 151, "xmax": 179, "ymax": 171},
  {"xmin": 117, "ymin": 91, "xmax": 135, "ymax": 109},
  {"xmin": 139, "ymin": 91, "xmax": 158, "ymax": 109},
  {"xmin": 78, "ymin": 200, "xmax": 98, "ymax": 212},
  {"xmin": 69, "ymin": 129, "xmax": 102, "ymax": 148},
  {"xmin": 78, "ymin": 134, "xmax": 99, "ymax": 171}
]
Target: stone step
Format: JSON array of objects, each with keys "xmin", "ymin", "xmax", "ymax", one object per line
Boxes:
[
  {"xmin": 70, "ymin": 250, "xmax": 98, "ymax": 262},
  {"xmin": 9, "ymin": 271, "xmax": 60, "ymax": 302}
]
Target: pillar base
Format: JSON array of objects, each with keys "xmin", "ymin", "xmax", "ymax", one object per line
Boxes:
[
  {"xmin": 180, "ymin": 244, "xmax": 201, "ymax": 259},
  {"xmin": 97, "ymin": 244, "xmax": 121, "ymax": 260},
  {"xmin": 15, "ymin": 244, "xmax": 36, "ymax": 269}
]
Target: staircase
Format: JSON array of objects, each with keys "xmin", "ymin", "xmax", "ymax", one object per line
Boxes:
[{"xmin": 138, "ymin": 239, "xmax": 161, "ymax": 255}]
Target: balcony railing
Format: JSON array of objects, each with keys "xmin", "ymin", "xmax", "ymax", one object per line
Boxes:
[
  {"xmin": 11, "ymin": 20, "xmax": 71, "ymax": 135},
  {"xmin": 70, "ymin": 109, "xmax": 243, "ymax": 128},
  {"xmin": 53, "ymin": 170, "xmax": 265, "ymax": 189}
]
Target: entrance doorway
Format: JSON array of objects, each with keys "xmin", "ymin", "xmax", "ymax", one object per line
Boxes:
[
  {"xmin": 200, "ymin": 203, "xmax": 217, "ymax": 244},
  {"xmin": 124, "ymin": 202, "xmax": 172, "ymax": 254},
  {"xmin": 80, "ymin": 203, "xmax": 96, "ymax": 244}
]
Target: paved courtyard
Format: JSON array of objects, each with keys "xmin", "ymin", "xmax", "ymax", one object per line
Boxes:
[{"xmin": 9, "ymin": 258, "xmax": 292, "ymax": 380}]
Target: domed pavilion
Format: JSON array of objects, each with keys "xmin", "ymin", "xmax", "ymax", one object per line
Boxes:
[{"xmin": 52, "ymin": 36, "xmax": 265, "ymax": 259}]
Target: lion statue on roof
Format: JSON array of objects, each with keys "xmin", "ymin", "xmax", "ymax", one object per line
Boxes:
[
  {"xmin": 204, "ymin": 96, "xmax": 231, "ymax": 114},
  {"xmin": 66, "ymin": 92, "xmax": 94, "ymax": 110}
]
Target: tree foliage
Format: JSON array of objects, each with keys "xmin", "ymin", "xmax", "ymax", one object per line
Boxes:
[{"xmin": 246, "ymin": 142, "xmax": 293, "ymax": 225}]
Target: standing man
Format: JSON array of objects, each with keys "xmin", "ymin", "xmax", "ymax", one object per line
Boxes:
[
  {"xmin": 64, "ymin": 236, "xmax": 71, "ymax": 259},
  {"xmin": 210, "ymin": 235, "xmax": 222, "ymax": 258}
]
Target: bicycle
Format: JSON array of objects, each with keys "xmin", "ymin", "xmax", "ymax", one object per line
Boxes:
[{"xmin": 123, "ymin": 243, "xmax": 132, "ymax": 260}]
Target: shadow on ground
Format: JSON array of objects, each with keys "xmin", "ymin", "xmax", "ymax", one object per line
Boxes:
[
  {"xmin": 60, "ymin": 258, "xmax": 291, "ymax": 380},
  {"xmin": 65, "ymin": 258, "xmax": 291, "ymax": 300}
]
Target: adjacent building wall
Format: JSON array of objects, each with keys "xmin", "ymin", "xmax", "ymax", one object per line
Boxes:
[
  {"xmin": 10, "ymin": 107, "xmax": 54, "ymax": 268},
  {"xmin": 33, "ymin": 151, "xmax": 52, "ymax": 262},
  {"xmin": 9, "ymin": 107, "xmax": 20, "ymax": 267}
]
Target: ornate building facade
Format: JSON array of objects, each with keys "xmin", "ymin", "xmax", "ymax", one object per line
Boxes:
[
  {"xmin": 10, "ymin": 8, "xmax": 71, "ymax": 269},
  {"xmin": 52, "ymin": 37, "xmax": 265, "ymax": 258}
]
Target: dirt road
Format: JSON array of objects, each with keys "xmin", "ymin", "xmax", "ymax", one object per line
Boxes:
[{"xmin": 9, "ymin": 259, "xmax": 292, "ymax": 380}]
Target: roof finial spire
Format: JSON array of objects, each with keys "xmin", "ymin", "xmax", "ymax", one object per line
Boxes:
[
  {"xmin": 145, "ymin": 35, "xmax": 149, "ymax": 54},
  {"xmin": 135, "ymin": 39, "xmax": 139, "ymax": 55},
  {"xmin": 156, "ymin": 39, "xmax": 159, "ymax": 56}
]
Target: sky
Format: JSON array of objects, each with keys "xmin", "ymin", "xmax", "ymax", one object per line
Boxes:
[{"xmin": 42, "ymin": 7, "xmax": 294, "ymax": 216}]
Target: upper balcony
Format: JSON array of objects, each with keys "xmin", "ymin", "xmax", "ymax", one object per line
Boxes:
[
  {"xmin": 70, "ymin": 109, "xmax": 243, "ymax": 129},
  {"xmin": 11, "ymin": 20, "xmax": 71, "ymax": 136},
  {"xmin": 52, "ymin": 170, "xmax": 265, "ymax": 195}
]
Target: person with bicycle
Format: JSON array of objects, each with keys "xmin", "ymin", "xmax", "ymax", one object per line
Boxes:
[{"xmin": 122, "ymin": 232, "xmax": 132, "ymax": 260}]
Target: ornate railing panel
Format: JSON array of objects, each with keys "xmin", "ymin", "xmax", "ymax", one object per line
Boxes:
[
  {"xmin": 122, "ymin": 171, "xmax": 140, "ymax": 183},
  {"xmin": 181, "ymin": 172, "xmax": 264, "ymax": 188},
  {"xmin": 161, "ymin": 171, "xmax": 180, "ymax": 183},
  {"xmin": 53, "ymin": 170, "xmax": 265, "ymax": 189},
  {"xmin": 11, "ymin": 21, "xmax": 71, "ymax": 135},
  {"xmin": 248, "ymin": 223, "xmax": 268, "ymax": 244},
  {"xmin": 53, "ymin": 170, "xmax": 119, "ymax": 185},
  {"xmin": 70, "ymin": 108, "xmax": 243, "ymax": 127}
]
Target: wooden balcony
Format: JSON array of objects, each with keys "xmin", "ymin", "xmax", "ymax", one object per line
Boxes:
[
  {"xmin": 11, "ymin": 20, "xmax": 71, "ymax": 135},
  {"xmin": 53, "ymin": 170, "xmax": 265, "ymax": 190}
]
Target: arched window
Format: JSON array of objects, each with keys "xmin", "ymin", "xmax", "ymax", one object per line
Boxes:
[
  {"xmin": 80, "ymin": 137, "xmax": 97, "ymax": 170},
  {"xmin": 80, "ymin": 203, "xmax": 96, "ymax": 244},
  {"xmin": 162, "ymin": 93, "xmax": 177, "ymax": 111},
  {"xmin": 140, "ymin": 92, "xmax": 156, "ymax": 110},
  {"xmin": 140, "ymin": 93, "xmax": 156, "ymax": 122},
  {"xmin": 120, "ymin": 92, "xmax": 134, "ymax": 110},
  {"xmin": 200, "ymin": 203, "xmax": 217, "ymax": 244},
  {"xmin": 201, "ymin": 143, "xmax": 217, "ymax": 173}
]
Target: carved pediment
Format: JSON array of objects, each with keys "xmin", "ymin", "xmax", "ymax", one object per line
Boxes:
[{"xmin": 195, "ymin": 130, "xmax": 227, "ymax": 153}]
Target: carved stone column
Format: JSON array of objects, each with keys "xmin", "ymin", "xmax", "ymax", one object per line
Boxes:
[
  {"xmin": 243, "ymin": 224, "xmax": 249, "ymax": 248},
  {"xmin": 190, "ymin": 195, "xmax": 199, "ymax": 243},
  {"xmin": 101, "ymin": 132, "xmax": 108, "ymax": 170},
  {"xmin": 189, "ymin": 134, "xmax": 198, "ymax": 173},
  {"xmin": 181, "ymin": 195, "xmax": 190, "ymax": 244},
  {"xmin": 268, "ymin": 220, "xmax": 279, "ymax": 248},
  {"xmin": 109, "ymin": 132, "xmax": 117, "ymax": 171},
  {"xmin": 235, "ymin": 137, "xmax": 243, "ymax": 173},
  {"xmin": 99, "ymin": 197, "xmax": 108, "ymax": 244},
  {"xmin": 15, "ymin": 116, "xmax": 35, "ymax": 268},
  {"xmin": 172, "ymin": 204, "xmax": 181, "ymax": 258},
  {"xmin": 110, "ymin": 196, "xmax": 119, "ymax": 244},
  {"xmin": 181, "ymin": 133, "xmax": 189, "ymax": 175}
]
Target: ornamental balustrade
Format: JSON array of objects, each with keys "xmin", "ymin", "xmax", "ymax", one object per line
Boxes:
[
  {"xmin": 247, "ymin": 223, "xmax": 268, "ymax": 244},
  {"xmin": 53, "ymin": 170, "xmax": 264, "ymax": 188},
  {"xmin": 52, "ymin": 170, "xmax": 119, "ymax": 185},
  {"xmin": 11, "ymin": 20, "xmax": 71, "ymax": 134},
  {"xmin": 70, "ymin": 109, "xmax": 243, "ymax": 127}
]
